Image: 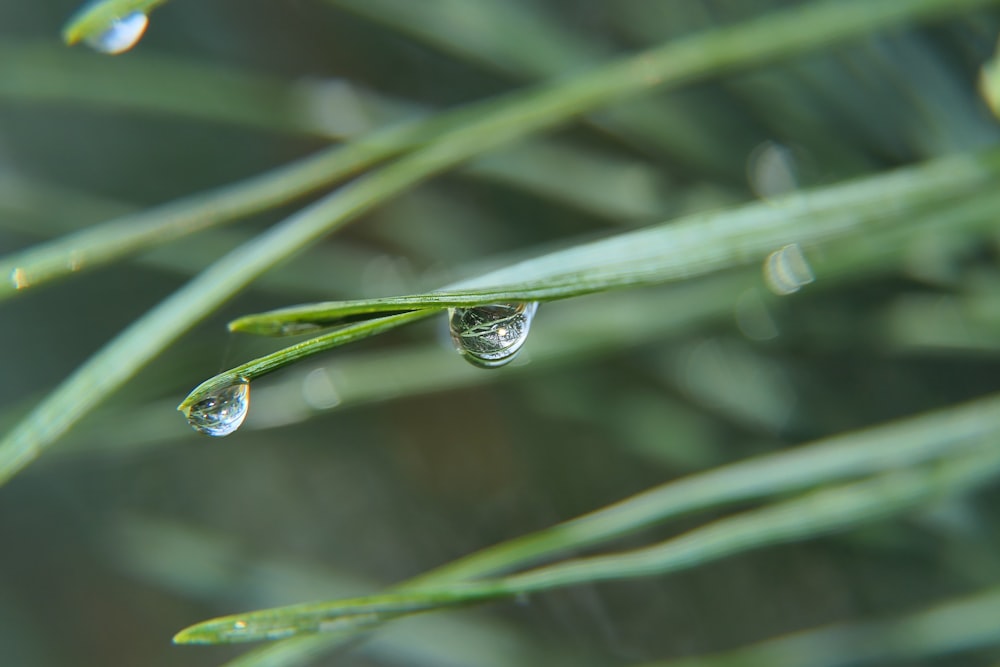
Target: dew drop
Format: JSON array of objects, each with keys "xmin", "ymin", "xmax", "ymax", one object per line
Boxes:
[
  {"xmin": 448, "ymin": 302, "xmax": 538, "ymax": 368},
  {"xmin": 748, "ymin": 141, "xmax": 798, "ymax": 202},
  {"xmin": 183, "ymin": 380, "xmax": 250, "ymax": 437},
  {"xmin": 84, "ymin": 10, "xmax": 149, "ymax": 54},
  {"xmin": 763, "ymin": 243, "xmax": 814, "ymax": 296},
  {"xmin": 10, "ymin": 267, "xmax": 29, "ymax": 290}
]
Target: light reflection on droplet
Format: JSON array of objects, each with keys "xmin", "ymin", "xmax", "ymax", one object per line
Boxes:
[
  {"xmin": 763, "ymin": 243, "xmax": 814, "ymax": 296},
  {"xmin": 183, "ymin": 380, "xmax": 250, "ymax": 437},
  {"xmin": 10, "ymin": 267, "xmax": 29, "ymax": 290},
  {"xmin": 84, "ymin": 10, "xmax": 149, "ymax": 55},
  {"xmin": 448, "ymin": 302, "xmax": 538, "ymax": 368}
]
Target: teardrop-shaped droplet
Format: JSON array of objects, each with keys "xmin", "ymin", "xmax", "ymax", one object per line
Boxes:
[
  {"xmin": 84, "ymin": 11, "xmax": 149, "ymax": 54},
  {"xmin": 448, "ymin": 302, "xmax": 538, "ymax": 368},
  {"xmin": 183, "ymin": 380, "xmax": 250, "ymax": 437}
]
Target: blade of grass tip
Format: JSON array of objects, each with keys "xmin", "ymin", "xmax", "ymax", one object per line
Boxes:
[
  {"xmin": 228, "ymin": 146, "xmax": 1000, "ymax": 337},
  {"xmin": 637, "ymin": 587, "xmax": 1000, "ymax": 667},
  {"xmin": 0, "ymin": 0, "xmax": 990, "ymax": 487},
  {"xmin": 112, "ymin": 517, "xmax": 566, "ymax": 667},
  {"xmin": 174, "ymin": 439, "xmax": 1000, "ymax": 644},
  {"xmin": 62, "ymin": 0, "xmax": 168, "ymax": 45},
  {"xmin": 219, "ymin": 393, "xmax": 1000, "ymax": 663},
  {"xmin": 176, "ymin": 311, "xmax": 435, "ymax": 416}
]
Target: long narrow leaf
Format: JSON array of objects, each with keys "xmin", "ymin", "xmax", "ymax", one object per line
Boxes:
[
  {"xmin": 174, "ymin": 439, "xmax": 1000, "ymax": 644},
  {"xmin": 228, "ymin": 149, "xmax": 1000, "ymax": 336}
]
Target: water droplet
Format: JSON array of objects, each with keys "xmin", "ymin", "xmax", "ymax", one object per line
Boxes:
[
  {"xmin": 84, "ymin": 10, "xmax": 149, "ymax": 54},
  {"xmin": 763, "ymin": 243, "xmax": 814, "ymax": 296},
  {"xmin": 448, "ymin": 302, "xmax": 538, "ymax": 368},
  {"xmin": 748, "ymin": 141, "xmax": 798, "ymax": 202},
  {"xmin": 183, "ymin": 380, "xmax": 250, "ymax": 437},
  {"xmin": 301, "ymin": 367, "xmax": 341, "ymax": 410},
  {"xmin": 10, "ymin": 267, "xmax": 29, "ymax": 290},
  {"xmin": 734, "ymin": 288, "xmax": 779, "ymax": 341}
]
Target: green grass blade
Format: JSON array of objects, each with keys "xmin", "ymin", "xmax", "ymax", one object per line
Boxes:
[
  {"xmin": 0, "ymin": 103, "xmax": 479, "ymax": 301},
  {"xmin": 173, "ymin": 438, "xmax": 1000, "ymax": 644},
  {"xmin": 190, "ymin": 391, "xmax": 1000, "ymax": 659},
  {"xmin": 62, "ymin": 0, "xmax": 168, "ymax": 46},
  {"xmin": 176, "ymin": 311, "xmax": 435, "ymax": 416},
  {"xmin": 639, "ymin": 587, "xmax": 1000, "ymax": 667},
  {"xmin": 228, "ymin": 147, "xmax": 1000, "ymax": 336}
]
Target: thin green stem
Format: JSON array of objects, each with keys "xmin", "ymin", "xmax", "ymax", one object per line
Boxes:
[
  {"xmin": 227, "ymin": 150, "xmax": 1000, "ymax": 335},
  {"xmin": 176, "ymin": 311, "xmax": 435, "ymax": 414},
  {"xmin": 174, "ymin": 438, "xmax": 1000, "ymax": 643},
  {"xmin": 208, "ymin": 392, "xmax": 1000, "ymax": 661},
  {"xmin": 0, "ymin": 103, "xmax": 486, "ymax": 301}
]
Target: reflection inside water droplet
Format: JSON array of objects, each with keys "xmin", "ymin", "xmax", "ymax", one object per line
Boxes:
[
  {"xmin": 183, "ymin": 380, "xmax": 250, "ymax": 437},
  {"xmin": 448, "ymin": 302, "xmax": 538, "ymax": 368},
  {"xmin": 84, "ymin": 10, "xmax": 149, "ymax": 54}
]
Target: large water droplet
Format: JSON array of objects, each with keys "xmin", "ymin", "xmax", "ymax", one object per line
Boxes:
[
  {"xmin": 448, "ymin": 302, "xmax": 538, "ymax": 368},
  {"xmin": 84, "ymin": 10, "xmax": 149, "ymax": 54},
  {"xmin": 183, "ymin": 380, "xmax": 250, "ymax": 437}
]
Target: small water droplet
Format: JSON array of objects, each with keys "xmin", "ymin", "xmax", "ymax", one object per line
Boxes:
[
  {"xmin": 764, "ymin": 243, "xmax": 814, "ymax": 296},
  {"xmin": 748, "ymin": 141, "xmax": 798, "ymax": 202},
  {"xmin": 448, "ymin": 302, "xmax": 538, "ymax": 368},
  {"xmin": 302, "ymin": 367, "xmax": 341, "ymax": 410},
  {"xmin": 734, "ymin": 288, "xmax": 779, "ymax": 341},
  {"xmin": 84, "ymin": 10, "xmax": 149, "ymax": 54},
  {"xmin": 10, "ymin": 267, "xmax": 29, "ymax": 290},
  {"xmin": 183, "ymin": 380, "xmax": 250, "ymax": 437}
]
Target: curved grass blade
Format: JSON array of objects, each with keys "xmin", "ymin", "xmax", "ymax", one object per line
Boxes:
[
  {"xmin": 229, "ymin": 147, "xmax": 1000, "ymax": 336},
  {"xmin": 218, "ymin": 390, "xmax": 1000, "ymax": 663},
  {"xmin": 176, "ymin": 311, "xmax": 434, "ymax": 416},
  {"xmin": 62, "ymin": 0, "xmax": 167, "ymax": 46},
  {"xmin": 1, "ymin": 0, "xmax": 991, "ymax": 490},
  {"xmin": 174, "ymin": 439, "xmax": 1000, "ymax": 644}
]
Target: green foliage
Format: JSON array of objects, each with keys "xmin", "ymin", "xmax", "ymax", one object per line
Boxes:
[{"xmin": 3, "ymin": 0, "xmax": 1000, "ymax": 666}]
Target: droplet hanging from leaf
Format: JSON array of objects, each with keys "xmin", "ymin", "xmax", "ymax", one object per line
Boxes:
[{"xmin": 448, "ymin": 302, "xmax": 538, "ymax": 368}]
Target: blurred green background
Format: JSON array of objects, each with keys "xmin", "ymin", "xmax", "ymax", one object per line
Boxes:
[{"xmin": 4, "ymin": 1, "xmax": 1000, "ymax": 665}]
